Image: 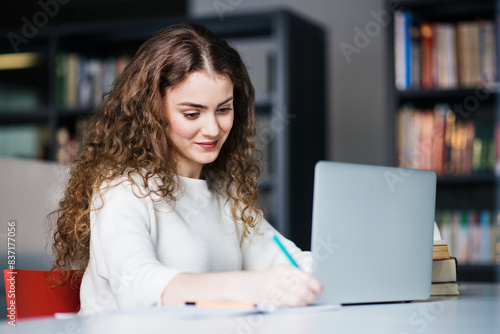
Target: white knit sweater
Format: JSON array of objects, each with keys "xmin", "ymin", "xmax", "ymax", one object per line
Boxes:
[{"xmin": 79, "ymin": 174, "xmax": 310, "ymax": 314}]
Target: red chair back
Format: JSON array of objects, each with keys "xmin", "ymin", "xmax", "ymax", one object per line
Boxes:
[{"xmin": 4, "ymin": 269, "xmax": 81, "ymax": 320}]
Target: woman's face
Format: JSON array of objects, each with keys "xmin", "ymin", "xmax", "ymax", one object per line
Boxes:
[{"xmin": 164, "ymin": 71, "xmax": 234, "ymax": 179}]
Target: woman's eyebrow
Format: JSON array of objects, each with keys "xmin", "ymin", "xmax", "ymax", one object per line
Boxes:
[
  {"xmin": 177, "ymin": 96, "xmax": 233, "ymax": 109},
  {"xmin": 177, "ymin": 101, "xmax": 207, "ymax": 109},
  {"xmin": 217, "ymin": 96, "xmax": 234, "ymax": 107}
]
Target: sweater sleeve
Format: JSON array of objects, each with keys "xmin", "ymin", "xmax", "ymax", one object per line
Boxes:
[
  {"xmin": 90, "ymin": 181, "xmax": 182, "ymax": 309},
  {"xmin": 240, "ymin": 218, "xmax": 313, "ymax": 273}
]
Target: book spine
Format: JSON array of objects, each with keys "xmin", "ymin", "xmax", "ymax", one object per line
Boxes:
[
  {"xmin": 421, "ymin": 22, "xmax": 434, "ymax": 89},
  {"xmin": 394, "ymin": 11, "xmax": 407, "ymax": 90},
  {"xmin": 479, "ymin": 210, "xmax": 491, "ymax": 263},
  {"xmin": 404, "ymin": 11, "xmax": 412, "ymax": 89}
]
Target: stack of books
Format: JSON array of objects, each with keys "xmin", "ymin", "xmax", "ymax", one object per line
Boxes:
[{"xmin": 431, "ymin": 239, "xmax": 460, "ymax": 296}]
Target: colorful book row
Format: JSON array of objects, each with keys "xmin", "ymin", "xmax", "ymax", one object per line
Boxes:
[
  {"xmin": 55, "ymin": 53, "xmax": 130, "ymax": 109},
  {"xmin": 396, "ymin": 104, "xmax": 495, "ymax": 175},
  {"xmin": 436, "ymin": 209, "xmax": 500, "ymax": 265},
  {"xmin": 394, "ymin": 11, "xmax": 497, "ymax": 90}
]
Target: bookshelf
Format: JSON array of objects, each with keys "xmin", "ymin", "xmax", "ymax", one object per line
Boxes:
[
  {"xmin": 388, "ymin": 0, "xmax": 500, "ymax": 281},
  {"xmin": 0, "ymin": 10, "xmax": 326, "ymax": 251}
]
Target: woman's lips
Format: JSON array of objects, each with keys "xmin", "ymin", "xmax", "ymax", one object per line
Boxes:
[{"xmin": 196, "ymin": 140, "xmax": 218, "ymax": 150}]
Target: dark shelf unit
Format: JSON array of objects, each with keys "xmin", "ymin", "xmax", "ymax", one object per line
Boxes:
[
  {"xmin": 388, "ymin": 0, "xmax": 500, "ymax": 281},
  {"xmin": 459, "ymin": 264, "xmax": 500, "ymax": 282},
  {"xmin": 437, "ymin": 174, "xmax": 497, "ymax": 185},
  {"xmin": 0, "ymin": 110, "xmax": 50, "ymax": 124},
  {"xmin": 397, "ymin": 88, "xmax": 499, "ymax": 100},
  {"xmin": 0, "ymin": 10, "xmax": 326, "ymax": 250}
]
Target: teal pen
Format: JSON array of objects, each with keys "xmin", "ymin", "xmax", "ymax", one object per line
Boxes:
[{"xmin": 267, "ymin": 228, "xmax": 300, "ymax": 268}]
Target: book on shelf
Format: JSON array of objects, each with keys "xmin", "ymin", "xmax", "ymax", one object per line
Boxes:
[
  {"xmin": 394, "ymin": 10, "xmax": 411, "ymax": 90},
  {"xmin": 479, "ymin": 20, "xmax": 497, "ymax": 84},
  {"xmin": 394, "ymin": 10, "xmax": 497, "ymax": 90},
  {"xmin": 396, "ymin": 104, "xmax": 495, "ymax": 175},
  {"xmin": 409, "ymin": 24, "xmax": 421, "ymax": 89},
  {"xmin": 420, "ymin": 22, "xmax": 434, "ymax": 90}
]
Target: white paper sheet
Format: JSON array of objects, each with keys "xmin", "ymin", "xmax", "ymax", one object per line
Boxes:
[{"xmin": 104, "ymin": 303, "xmax": 341, "ymax": 319}]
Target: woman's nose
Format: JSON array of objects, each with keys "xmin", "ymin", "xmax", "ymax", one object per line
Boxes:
[{"xmin": 201, "ymin": 114, "xmax": 220, "ymax": 138}]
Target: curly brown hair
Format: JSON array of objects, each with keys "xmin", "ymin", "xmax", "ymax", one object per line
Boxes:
[{"xmin": 51, "ymin": 24, "xmax": 261, "ymax": 283}]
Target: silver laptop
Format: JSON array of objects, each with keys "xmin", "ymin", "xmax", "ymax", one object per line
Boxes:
[{"xmin": 311, "ymin": 161, "xmax": 436, "ymax": 304}]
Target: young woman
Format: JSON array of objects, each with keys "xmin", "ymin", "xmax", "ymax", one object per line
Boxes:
[{"xmin": 51, "ymin": 24, "xmax": 322, "ymax": 314}]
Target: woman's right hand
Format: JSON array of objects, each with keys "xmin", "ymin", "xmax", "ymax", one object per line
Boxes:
[{"xmin": 245, "ymin": 265, "xmax": 323, "ymax": 306}]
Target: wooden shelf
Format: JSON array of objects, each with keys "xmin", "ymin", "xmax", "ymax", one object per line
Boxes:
[
  {"xmin": 437, "ymin": 174, "xmax": 497, "ymax": 185},
  {"xmin": 390, "ymin": 0, "xmax": 496, "ymax": 21},
  {"xmin": 397, "ymin": 88, "xmax": 498, "ymax": 100}
]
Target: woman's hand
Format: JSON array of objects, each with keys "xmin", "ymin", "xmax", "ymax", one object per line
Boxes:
[
  {"xmin": 162, "ymin": 266, "xmax": 323, "ymax": 307},
  {"xmin": 246, "ymin": 265, "xmax": 323, "ymax": 306}
]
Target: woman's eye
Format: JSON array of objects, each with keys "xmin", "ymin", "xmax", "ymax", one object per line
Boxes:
[
  {"xmin": 184, "ymin": 113, "xmax": 199, "ymax": 119},
  {"xmin": 218, "ymin": 107, "xmax": 232, "ymax": 113}
]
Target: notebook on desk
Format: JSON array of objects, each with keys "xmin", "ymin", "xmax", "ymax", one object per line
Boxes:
[{"xmin": 310, "ymin": 161, "xmax": 437, "ymax": 305}]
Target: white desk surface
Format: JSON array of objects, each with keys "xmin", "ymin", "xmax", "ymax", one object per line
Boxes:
[{"xmin": 2, "ymin": 283, "xmax": 499, "ymax": 334}]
